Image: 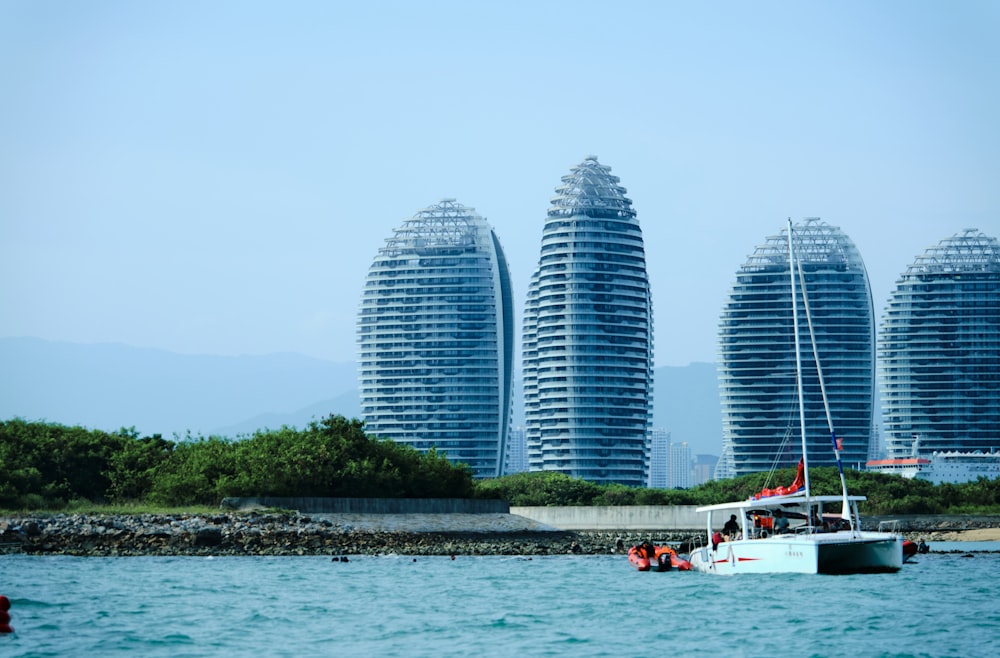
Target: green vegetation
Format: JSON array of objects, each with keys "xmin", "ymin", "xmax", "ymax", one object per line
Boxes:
[
  {"xmin": 3, "ymin": 418, "xmax": 999, "ymax": 514},
  {"xmin": 476, "ymin": 466, "xmax": 1000, "ymax": 515},
  {"xmin": 474, "ymin": 471, "xmax": 698, "ymax": 507},
  {"xmin": 0, "ymin": 417, "xmax": 473, "ymax": 509}
]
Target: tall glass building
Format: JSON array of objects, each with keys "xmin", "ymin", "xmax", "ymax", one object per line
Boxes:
[
  {"xmin": 716, "ymin": 218, "xmax": 876, "ymax": 478},
  {"xmin": 879, "ymin": 229, "xmax": 1000, "ymax": 459},
  {"xmin": 522, "ymin": 156, "xmax": 653, "ymax": 486},
  {"xmin": 357, "ymin": 199, "xmax": 515, "ymax": 478},
  {"xmin": 648, "ymin": 428, "xmax": 670, "ymax": 488}
]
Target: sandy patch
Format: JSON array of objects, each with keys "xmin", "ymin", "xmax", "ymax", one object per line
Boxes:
[{"xmin": 926, "ymin": 527, "xmax": 1000, "ymax": 542}]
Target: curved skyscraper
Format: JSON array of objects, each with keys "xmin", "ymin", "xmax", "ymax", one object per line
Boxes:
[
  {"xmin": 357, "ymin": 199, "xmax": 514, "ymax": 478},
  {"xmin": 879, "ymin": 229, "xmax": 1000, "ymax": 459},
  {"xmin": 522, "ymin": 156, "xmax": 653, "ymax": 486},
  {"xmin": 716, "ymin": 218, "xmax": 875, "ymax": 478}
]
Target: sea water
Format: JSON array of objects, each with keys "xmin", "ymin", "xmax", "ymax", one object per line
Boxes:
[{"xmin": 2, "ymin": 545, "xmax": 999, "ymax": 658}]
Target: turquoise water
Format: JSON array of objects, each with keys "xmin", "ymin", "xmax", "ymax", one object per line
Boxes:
[{"xmin": 2, "ymin": 546, "xmax": 999, "ymax": 657}]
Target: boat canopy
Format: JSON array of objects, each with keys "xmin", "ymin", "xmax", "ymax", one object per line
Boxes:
[{"xmin": 695, "ymin": 494, "xmax": 867, "ymax": 514}]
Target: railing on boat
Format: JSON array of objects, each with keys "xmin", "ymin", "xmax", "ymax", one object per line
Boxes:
[{"xmin": 878, "ymin": 519, "xmax": 902, "ymax": 535}]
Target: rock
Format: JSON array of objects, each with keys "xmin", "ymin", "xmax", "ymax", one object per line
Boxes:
[{"xmin": 194, "ymin": 528, "xmax": 223, "ymax": 547}]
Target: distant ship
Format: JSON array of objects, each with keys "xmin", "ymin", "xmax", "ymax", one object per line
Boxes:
[{"xmin": 866, "ymin": 449, "xmax": 1000, "ymax": 485}]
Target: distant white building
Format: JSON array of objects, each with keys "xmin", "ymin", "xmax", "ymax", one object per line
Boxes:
[
  {"xmin": 669, "ymin": 441, "xmax": 692, "ymax": 489},
  {"xmin": 692, "ymin": 454, "xmax": 718, "ymax": 487},
  {"xmin": 867, "ymin": 450, "xmax": 1000, "ymax": 485},
  {"xmin": 648, "ymin": 428, "xmax": 670, "ymax": 488},
  {"xmin": 505, "ymin": 427, "xmax": 527, "ymax": 475},
  {"xmin": 647, "ymin": 430, "xmax": 694, "ymax": 489}
]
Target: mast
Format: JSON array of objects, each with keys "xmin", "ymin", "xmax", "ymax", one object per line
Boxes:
[{"xmin": 788, "ymin": 218, "xmax": 811, "ymax": 499}]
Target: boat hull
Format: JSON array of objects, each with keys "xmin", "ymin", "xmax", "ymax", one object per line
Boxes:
[
  {"xmin": 818, "ymin": 535, "xmax": 903, "ymax": 574},
  {"xmin": 628, "ymin": 552, "xmax": 652, "ymax": 571},
  {"xmin": 688, "ymin": 532, "xmax": 902, "ymax": 575}
]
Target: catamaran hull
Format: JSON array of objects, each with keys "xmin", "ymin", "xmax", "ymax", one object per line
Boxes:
[
  {"xmin": 817, "ymin": 536, "xmax": 902, "ymax": 574},
  {"xmin": 689, "ymin": 533, "xmax": 903, "ymax": 575}
]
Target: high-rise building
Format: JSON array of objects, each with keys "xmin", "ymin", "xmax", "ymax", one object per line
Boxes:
[
  {"xmin": 648, "ymin": 428, "xmax": 670, "ymax": 488},
  {"xmin": 357, "ymin": 199, "xmax": 515, "ymax": 478},
  {"xmin": 716, "ymin": 218, "xmax": 875, "ymax": 477},
  {"xmin": 668, "ymin": 441, "xmax": 692, "ymax": 489},
  {"xmin": 649, "ymin": 430, "xmax": 693, "ymax": 489},
  {"xmin": 505, "ymin": 426, "xmax": 528, "ymax": 475},
  {"xmin": 522, "ymin": 156, "xmax": 654, "ymax": 486},
  {"xmin": 691, "ymin": 454, "xmax": 718, "ymax": 487},
  {"xmin": 879, "ymin": 229, "xmax": 1000, "ymax": 459}
]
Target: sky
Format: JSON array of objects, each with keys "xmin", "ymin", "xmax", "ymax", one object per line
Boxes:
[{"xmin": 2, "ymin": 0, "xmax": 998, "ymax": 368}]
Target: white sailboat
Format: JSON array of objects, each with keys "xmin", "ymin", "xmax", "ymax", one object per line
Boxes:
[{"xmin": 688, "ymin": 219, "xmax": 902, "ymax": 575}]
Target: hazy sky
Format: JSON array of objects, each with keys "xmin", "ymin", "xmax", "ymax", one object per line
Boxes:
[{"xmin": 2, "ymin": 1, "xmax": 998, "ymax": 368}]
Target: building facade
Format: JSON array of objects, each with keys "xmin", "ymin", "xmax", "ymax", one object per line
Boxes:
[
  {"xmin": 357, "ymin": 199, "xmax": 515, "ymax": 478},
  {"xmin": 648, "ymin": 428, "xmax": 670, "ymax": 488},
  {"xmin": 668, "ymin": 440, "xmax": 692, "ymax": 489},
  {"xmin": 522, "ymin": 156, "xmax": 654, "ymax": 486},
  {"xmin": 505, "ymin": 426, "xmax": 528, "ymax": 475},
  {"xmin": 716, "ymin": 218, "xmax": 876, "ymax": 477},
  {"xmin": 879, "ymin": 229, "xmax": 1000, "ymax": 459},
  {"xmin": 691, "ymin": 454, "xmax": 718, "ymax": 487}
]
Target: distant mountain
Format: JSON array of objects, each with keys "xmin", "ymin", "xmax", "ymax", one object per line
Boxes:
[
  {"xmin": 210, "ymin": 391, "xmax": 362, "ymax": 438},
  {"xmin": 0, "ymin": 337, "xmax": 359, "ymax": 439},
  {"xmin": 0, "ymin": 338, "xmax": 722, "ymax": 455}
]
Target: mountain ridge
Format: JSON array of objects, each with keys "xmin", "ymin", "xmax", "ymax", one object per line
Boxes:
[{"xmin": 1, "ymin": 337, "xmax": 722, "ymax": 455}]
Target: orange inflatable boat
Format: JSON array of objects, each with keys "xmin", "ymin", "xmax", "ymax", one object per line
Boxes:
[{"xmin": 627, "ymin": 543, "xmax": 692, "ymax": 572}]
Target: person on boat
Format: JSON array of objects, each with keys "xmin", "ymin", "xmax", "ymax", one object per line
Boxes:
[
  {"xmin": 773, "ymin": 509, "xmax": 790, "ymax": 534},
  {"xmin": 810, "ymin": 510, "xmax": 827, "ymax": 532},
  {"xmin": 633, "ymin": 541, "xmax": 656, "ymax": 560},
  {"xmin": 723, "ymin": 514, "xmax": 740, "ymax": 540}
]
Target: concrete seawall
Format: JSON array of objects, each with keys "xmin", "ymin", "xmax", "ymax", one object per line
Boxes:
[
  {"xmin": 222, "ymin": 498, "xmax": 704, "ymax": 530},
  {"xmin": 221, "ymin": 497, "xmax": 510, "ymax": 514},
  {"xmin": 511, "ymin": 505, "xmax": 703, "ymax": 530},
  {"xmin": 219, "ymin": 499, "xmax": 1000, "ymax": 533}
]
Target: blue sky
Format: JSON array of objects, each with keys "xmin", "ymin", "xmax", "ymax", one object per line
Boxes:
[{"xmin": 2, "ymin": 1, "xmax": 998, "ymax": 367}]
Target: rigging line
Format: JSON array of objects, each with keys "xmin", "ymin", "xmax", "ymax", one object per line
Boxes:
[
  {"xmin": 764, "ymin": 404, "xmax": 797, "ymax": 490},
  {"xmin": 795, "ymin": 243, "xmax": 853, "ymax": 526}
]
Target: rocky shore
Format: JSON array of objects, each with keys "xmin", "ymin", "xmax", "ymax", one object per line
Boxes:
[
  {"xmin": 0, "ymin": 512, "xmax": 675, "ymax": 557},
  {"xmin": 2, "ymin": 513, "xmax": 998, "ymax": 557}
]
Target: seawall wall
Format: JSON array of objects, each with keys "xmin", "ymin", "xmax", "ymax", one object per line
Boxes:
[
  {"xmin": 220, "ymin": 497, "xmax": 510, "ymax": 514},
  {"xmin": 222, "ymin": 498, "xmax": 702, "ymax": 529},
  {"xmin": 218, "ymin": 499, "xmax": 999, "ymax": 533},
  {"xmin": 511, "ymin": 505, "xmax": 703, "ymax": 530}
]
